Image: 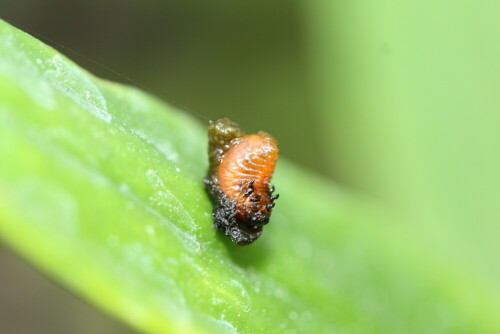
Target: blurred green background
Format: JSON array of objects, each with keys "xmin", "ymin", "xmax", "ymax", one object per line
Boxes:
[{"xmin": 1, "ymin": 0, "xmax": 499, "ymax": 333}]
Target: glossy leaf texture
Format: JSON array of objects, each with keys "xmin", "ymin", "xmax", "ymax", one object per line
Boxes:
[{"xmin": 0, "ymin": 20, "xmax": 495, "ymax": 333}]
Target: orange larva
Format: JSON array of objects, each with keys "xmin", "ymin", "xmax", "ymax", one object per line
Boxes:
[{"xmin": 204, "ymin": 118, "xmax": 279, "ymax": 245}]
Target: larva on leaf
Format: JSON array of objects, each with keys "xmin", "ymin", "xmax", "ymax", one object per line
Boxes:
[{"xmin": 204, "ymin": 118, "xmax": 279, "ymax": 245}]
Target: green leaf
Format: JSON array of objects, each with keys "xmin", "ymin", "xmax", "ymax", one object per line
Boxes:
[{"xmin": 0, "ymin": 19, "xmax": 497, "ymax": 333}]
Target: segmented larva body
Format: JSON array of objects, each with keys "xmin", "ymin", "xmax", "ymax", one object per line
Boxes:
[
  {"xmin": 218, "ymin": 133, "xmax": 278, "ymax": 223},
  {"xmin": 204, "ymin": 118, "xmax": 279, "ymax": 245}
]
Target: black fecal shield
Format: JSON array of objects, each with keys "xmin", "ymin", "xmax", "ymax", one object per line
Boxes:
[{"xmin": 204, "ymin": 175, "xmax": 262, "ymax": 245}]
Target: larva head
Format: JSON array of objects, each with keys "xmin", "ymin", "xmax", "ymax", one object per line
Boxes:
[{"xmin": 235, "ymin": 179, "xmax": 278, "ymax": 226}]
